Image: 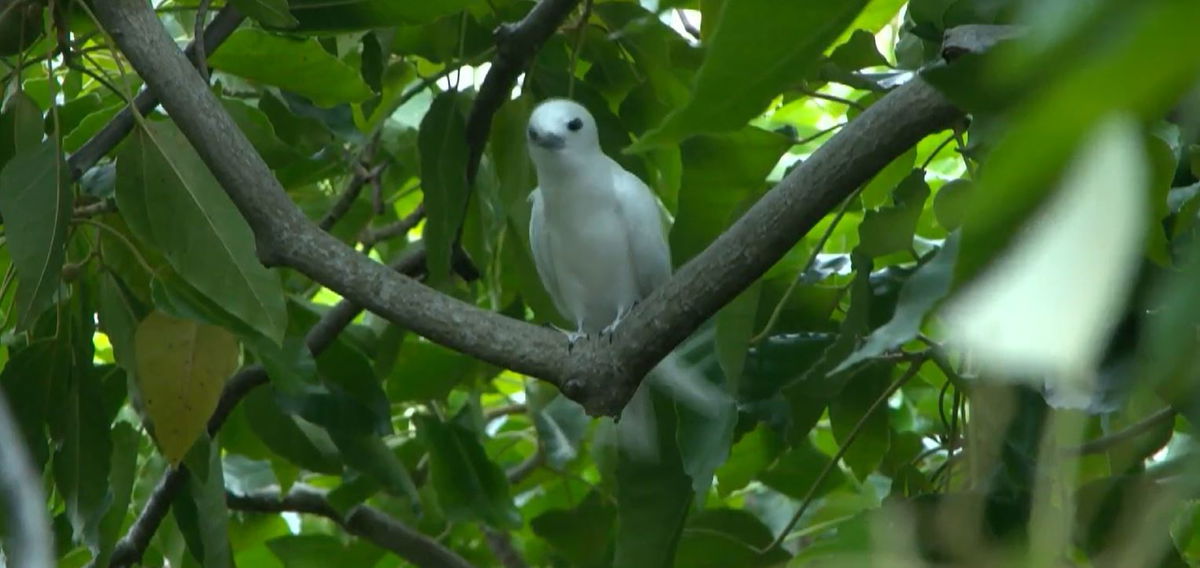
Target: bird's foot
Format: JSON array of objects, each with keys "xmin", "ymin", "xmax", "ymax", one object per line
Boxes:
[{"xmin": 599, "ymin": 306, "xmax": 634, "ymax": 343}]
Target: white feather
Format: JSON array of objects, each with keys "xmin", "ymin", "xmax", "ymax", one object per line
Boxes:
[{"xmin": 526, "ymin": 99, "xmax": 671, "ymax": 335}]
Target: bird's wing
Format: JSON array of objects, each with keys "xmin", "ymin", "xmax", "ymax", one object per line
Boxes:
[
  {"xmin": 528, "ymin": 188, "xmax": 570, "ymax": 318},
  {"xmin": 611, "ymin": 162, "xmax": 672, "ymax": 297}
]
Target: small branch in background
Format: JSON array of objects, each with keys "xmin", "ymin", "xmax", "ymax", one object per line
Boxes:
[
  {"xmin": 484, "ymin": 403, "xmax": 526, "ymax": 423},
  {"xmin": 675, "ymin": 8, "xmax": 700, "ymax": 40},
  {"xmin": 566, "ymin": 0, "xmax": 593, "ymax": 99},
  {"xmin": 192, "ymin": 0, "xmax": 212, "ymax": 82},
  {"xmin": 318, "ymin": 163, "xmax": 387, "ymax": 231},
  {"xmin": 360, "ymin": 202, "xmax": 425, "ymax": 249},
  {"xmin": 0, "ymin": 390, "xmax": 53, "ymax": 568},
  {"xmin": 801, "ymin": 88, "xmax": 865, "ymax": 111},
  {"xmin": 68, "ymin": 5, "xmax": 245, "ymax": 180},
  {"xmin": 227, "ymin": 486, "xmax": 477, "ymax": 568},
  {"xmin": 1064, "ymin": 407, "xmax": 1177, "ymax": 457},
  {"xmin": 483, "ymin": 528, "xmax": 529, "ymax": 568},
  {"xmin": 506, "ymin": 449, "xmax": 543, "ymax": 485}
]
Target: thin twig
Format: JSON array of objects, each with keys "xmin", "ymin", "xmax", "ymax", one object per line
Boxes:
[
  {"xmin": 1064, "ymin": 407, "xmax": 1176, "ymax": 456},
  {"xmin": 318, "ymin": 164, "xmax": 386, "ymax": 231},
  {"xmin": 802, "ymin": 89, "xmax": 865, "ymax": 110},
  {"xmin": 193, "ymin": 0, "xmax": 211, "ymax": 82},
  {"xmin": 567, "ymin": 0, "xmax": 593, "ymax": 99},
  {"xmin": 361, "ymin": 202, "xmax": 425, "ymax": 248},
  {"xmin": 759, "ymin": 358, "xmax": 925, "ymax": 554},
  {"xmin": 227, "ymin": 486, "xmax": 476, "ymax": 568}
]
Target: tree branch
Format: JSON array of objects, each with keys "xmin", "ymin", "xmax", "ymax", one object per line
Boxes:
[
  {"xmin": 464, "ymin": 0, "xmax": 582, "ymax": 184},
  {"xmin": 67, "ymin": 4, "xmax": 244, "ymax": 180},
  {"xmin": 92, "ymin": 0, "xmax": 966, "ymax": 420},
  {"xmin": 104, "ymin": 247, "xmax": 430, "ymax": 568},
  {"xmin": 226, "ymin": 486, "xmax": 476, "ymax": 568}
]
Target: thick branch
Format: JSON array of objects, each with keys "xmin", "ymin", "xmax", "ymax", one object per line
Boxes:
[
  {"xmin": 227, "ymin": 487, "xmax": 475, "ymax": 568},
  {"xmin": 93, "ymin": 0, "xmax": 965, "ymax": 418},
  {"xmin": 105, "ymin": 248, "xmax": 429, "ymax": 568},
  {"xmin": 465, "ymin": 0, "xmax": 582, "ymax": 184},
  {"xmin": 68, "ymin": 5, "xmax": 244, "ymax": 180}
]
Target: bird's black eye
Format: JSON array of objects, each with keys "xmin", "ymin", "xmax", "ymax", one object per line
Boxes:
[
  {"xmin": 567, "ymin": 118, "xmax": 583, "ymax": 132},
  {"xmin": 527, "ymin": 126, "xmax": 539, "ymax": 141}
]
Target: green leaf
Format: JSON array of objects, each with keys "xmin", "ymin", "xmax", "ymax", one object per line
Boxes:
[
  {"xmin": 933, "ymin": 179, "xmax": 972, "ymax": 230},
  {"xmin": 286, "ymin": 0, "xmax": 479, "ymax": 31},
  {"xmin": 633, "ymin": 0, "xmax": 870, "ymax": 148},
  {"xmin": 327, "ymin": 430, "xmax": 419, "ymax": 505},
  {"xmin": 0, "ymin": 139, "xmax": 70, "ymax": 329},
  {"xmin": 267, "ymin": 534, "xmax": 384, "ymax": 568},
  {"xmin": 828, "ymin": 363, "xmax": 892, "ymax": 481},
  {"xmin": 94, "ymin": 422, "xmax": 139, "ymax": 567},
  {"xmin": 670, "ymin": 127, "xmax": 791, "ymax": 264},
  {"xmin": 0, "ymin": 343, "xmax": 57, "ymax": 468},
  {"xmin": 207, "ymin": 30, "xmax": 372, "ymax": 107},
  {"xmin": 829, "ymin": 29, "xmax": 889, "ymax": 71},
  {"xmin": 387, "ymin": 337, "xmax": 473, "ymax": 402},
  {"xmin": 945, "ymin": 1, "xmax": 1200, "ymax": 282},
  {"xmin": 97, "ymin": 272, "xmax": 142, "ymax": 373},
  {"xmin": 415, "ymin": 412, "xmax": 520, "ymax": 528},
  {"xmin": 173, "ymin": 436, "xmax": 233, "ymax": 568},
  {"xmin": 758, "ymin": 440, "xmax": 848, "ymax": 500},
  {"xmin": 418, "ymin": 91, "xmax": 470, "ymax": 283},
  {"xmin": 835, "ymin": 234, "xmax": 958, "ymax": 372},
  {"xmin": 714, "ymin": 425, "xmax": 782, "ymax": 497},
  {"xmin": 614, "ymin": 389, "xmax": 692, "ymax": 568},
  {"xmin": 117, "ymin": 120, "xmax": 287, "ymax": 343},
  {"xmin": 715, "ymin": 281, "xmax": 761, "ymax": 390},
  {"xmin": 229, "ymin": 0, "xmax": 298, "ymax": 28},
  {"xmin": 53, "ymin": 364, "xmax": 115, "ymax": 548},
  {"xmin": 674, "ymin": 509, "xmax": 791, "ymax": 568},
  {"xmin": 857, "ymin": 170, "xmax": 930, "ymax": 257},
  {"xmin": 220, "ymin": 99, "xmax": 301, "ymax": 169},
  {"xmin": 530, "ymin": 393, "xmax": 589, "ymax": 470},
  {"xmin": 0, "ymin": 90, "xmax": 43, "ymax": 167},
  {"xmin": 243, "ymin": 388, "xmax": 341, "ymax": 474},
  {"xmin": 531, "ymin": 491, "xmax": 615, "ymax": 568}
]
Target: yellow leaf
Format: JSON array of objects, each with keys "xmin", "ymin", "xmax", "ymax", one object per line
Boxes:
[{"xmin": 134, "ymin": 311, "xmax": 239, "ymax": 464}]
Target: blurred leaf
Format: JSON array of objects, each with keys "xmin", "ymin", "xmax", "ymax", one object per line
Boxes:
[
  {"xmin": 0, "ymin": 90, "xmax": 41, "ymax": 166},
  {"xmin": 94, "ymin": 422, "xmax": 139, "ymax": 567},
  {"xmin": 531, "ymin": 491, "xmax": 615, "ymax": 568},
  {"xmin": 947, "ymin": 1, "xmax": 1200, "ymax": 281},
  {"xmin": 267, "ymin": 534, "xmax": 383, "ymax": 568},
  {"xmin": 416, "ymin": 412, "xmax": 519, "ymax": 528},
  {"xmin": 287, "ymin": 0, "xmax": 479, "ymax": 31},
  {"xmin": 857, "ymin": 170, "xmax": 931, "ymax": 257},
  {"xmin": 674, "ymin": 508, "xmax": 791, "ymax": 568},
  {"xmin": 934, "ymin": 179, "xmax": 972, "ymax": 230},
  {"xmin": 829, "ymin": 29, "xmax": 889, "ymax": 71},
  {"xmin": 614, "ymin": 389, "xmax": 692, "ymax": 568},
  {"xmin": 714, "ymin": 425, "xmax": 782, "ymax": 497},
  {"xmin": 328, "ymin": 430, "xmax": 419, "ymax": 504},
  {"xmin": 530, "ymin": 393, "xmax": 589, "ymax": 470},
  {"xmin": 670, "ymin": 127, "xmax": 791, "ymax": 263},
  {"xmin": 53, "ymin": 363, "xmax": 115, "ymax": 548},
  {"xmin": 117, "ymin": 121, "xmax": 287, "ymax": 343},
  {"xmin": 418, "ymin": 91, "xmax": 470, "ymax": 283},
  {"xmin": 828, "ymin": 363, "xmax": 892, "ymax": 481},
  {"xmin": 172, "ymin": 436, "xmax": 232, "ymax": 568},
  {"xmin": 0, "ymin": 139, "xmax": 70, "ymax": 328},
  {"xmin": 716, "ymin": 281, "xmax": 761, "ymax": 390},
  {"xmin": 759, "ymin": 440, "xmax": 848, "ymax": 500},
  {"xmin": 134, "ymin": 311, "xmax": 240, "ymax": 464},
  {"xmin": 208, "ymin": 30, "xmax": 372, "ymax": 107},
  {"xmin": 836, "ymin": 235, "xmax": 957, "ymax": 371},
  {"xmin": 388, "ymin": 337, "xmax": 473, "ymax": 402},
  {"xmin": 243, "ymin": 388, "xmax": 341, "ymax": 474},
  {"xmin": 230, "ymin": 0, "xmax": 298, "ymax": 28},
  {"xmin": 633, "ymin": 0, "xmax": 869, "ymax": 148}
]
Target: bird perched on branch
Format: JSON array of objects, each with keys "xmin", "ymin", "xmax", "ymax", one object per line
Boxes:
[{"xmin": 526, "ymin": 98, "xmax": 671, "ymax": 345}]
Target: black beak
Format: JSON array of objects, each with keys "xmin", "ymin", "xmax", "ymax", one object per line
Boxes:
[{"xmin": 528, "ymin": 127, "xmax": 565, "ymax": 150}]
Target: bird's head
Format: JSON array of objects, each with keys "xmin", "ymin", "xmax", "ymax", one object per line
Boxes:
[{"xmin": 526, "ymin": 99, "xmax": 600, "ymax": 159}]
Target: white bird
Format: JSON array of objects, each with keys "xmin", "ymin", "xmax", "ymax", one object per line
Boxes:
[{"xmin": 526, "ymin": 98, "xmax": 671, "ymax": 343}]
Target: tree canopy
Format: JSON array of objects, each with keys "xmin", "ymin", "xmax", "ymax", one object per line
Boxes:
[{"xmin": 2, "ymin": 0, "xmax": 1200, "ymax": 566}]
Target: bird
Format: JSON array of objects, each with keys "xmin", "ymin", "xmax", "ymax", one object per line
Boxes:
[{"xmin": 525, "ymin": 98, "xmax": 671, "ymax": 345}]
